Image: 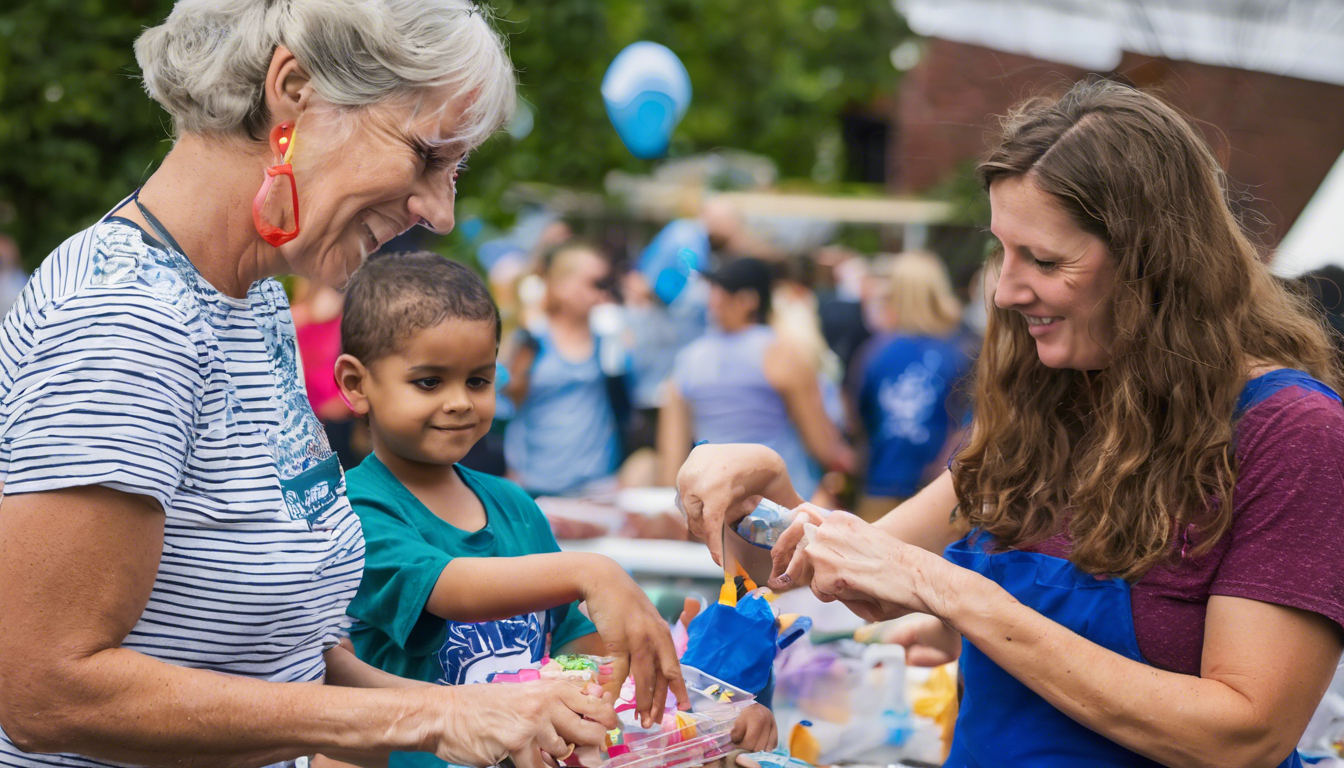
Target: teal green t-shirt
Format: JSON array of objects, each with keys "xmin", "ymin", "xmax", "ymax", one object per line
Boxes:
[{"xmin": 345, "ymin": 454, "xmax": 597, "ymax": 687}]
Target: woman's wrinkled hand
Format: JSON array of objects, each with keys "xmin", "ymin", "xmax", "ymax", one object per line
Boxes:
[
  {"xmin": 764, "ymin": 503, "xmax": 831, "ymax": 592},
  {"xmin": 423, "ymin": 680, "xmax": 617, "ymax": 768},
  {"xmin": 581, "ymin": 560, "xmax": 689, "ymax": 728},
  {"xmin": 774, "ymin": 511, "xmax": 954, "ymax": 623},
  {"xmin": 676, "ymin": 444, "xmax": 799, "ymax": 566}
]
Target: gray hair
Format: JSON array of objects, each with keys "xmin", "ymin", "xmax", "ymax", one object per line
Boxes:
[{"xmin": 135, "ymin": 0, "xmax": 515, "ymax": 147}]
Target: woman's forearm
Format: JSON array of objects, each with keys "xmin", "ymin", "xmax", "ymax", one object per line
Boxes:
[
  {"xmin": 0, "ymin": 486, "xmax": 445, "ymax": 766},
  {"xmin": 934, "ymin": 572, "xmax": 1295, "ymax": 768},
  {"xmin": 778, "ymin": 376, "xmax": 853, "ymax": 475},
  {"xmin": 6, "ymin": 646, "xmax": 437, "ymax": 767}
]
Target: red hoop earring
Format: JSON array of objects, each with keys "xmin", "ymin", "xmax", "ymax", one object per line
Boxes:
[{"xmin": 252, "ymin": 121, "xmax": 301, "ymax": 247}]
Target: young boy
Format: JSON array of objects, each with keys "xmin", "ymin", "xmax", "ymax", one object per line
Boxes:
[{"xmin": 335, "ymin": 253, "xmax": 776, "ymax": 761}]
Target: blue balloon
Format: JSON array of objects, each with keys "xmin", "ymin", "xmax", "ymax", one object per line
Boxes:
[{"xmin": 602, "ymin": 42, "xmax": 692, "ymax": 159}]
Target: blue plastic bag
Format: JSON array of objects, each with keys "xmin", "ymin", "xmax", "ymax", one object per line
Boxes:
[{"xmin": 680, "ymin": 592, "xmax": 778, "ymax": 695}]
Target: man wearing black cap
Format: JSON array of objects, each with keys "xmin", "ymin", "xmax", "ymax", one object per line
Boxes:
[
  {"xmin": 656, "ymin": 258, "xmax": 855, "ymax": 497},
  {"xmin": 703, "ymin": 257, "xmax": 775, "ymax": 326}
]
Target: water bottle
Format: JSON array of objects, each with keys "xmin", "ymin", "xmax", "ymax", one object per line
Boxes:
[{"xmin": 736, "ymin": 499, "xmax": 831, "ymax": 549}]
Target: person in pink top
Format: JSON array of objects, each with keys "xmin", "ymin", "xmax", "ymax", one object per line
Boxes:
[{"xmin": 294, "ymin": 283, "xmax": 360, "ymax": 467}]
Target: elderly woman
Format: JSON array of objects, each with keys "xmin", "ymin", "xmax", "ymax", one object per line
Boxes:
[
  {"xmin": 0, "ymin": 2, "xmax": 688, "ymax": 766},
  {"xmin": 678, "ymin": 80, "xmax": 1344, "ymax": 767}
]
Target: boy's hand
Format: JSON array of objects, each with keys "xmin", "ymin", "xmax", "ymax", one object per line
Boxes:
[
  {"xmin": 578, "ymin": 557, "xmax": 689, "ymax": 728},
  {"xmin": 730, "ymin": 704, "xmax": 778, "ymax": 753}
]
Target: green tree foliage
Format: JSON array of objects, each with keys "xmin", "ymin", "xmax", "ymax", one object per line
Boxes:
[
  {"xmin": 0, "ymin": 0, "xmax": 905, "ymax": 264},
  {"xmin": 0, "ymin": 0, "xmax": 176, "ymax": 264},
  {"xmin": 463, "ymin": 0, "xmax": 906, "ymax": 224}
]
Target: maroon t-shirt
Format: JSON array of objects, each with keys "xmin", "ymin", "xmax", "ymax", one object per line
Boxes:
[{"xmin": 1023, "ymin": 384, "xmax": 1344, "ymax": 675}]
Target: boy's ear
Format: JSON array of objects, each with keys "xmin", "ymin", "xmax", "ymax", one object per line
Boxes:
[{"xmin": 334, "ymin": 354, "xmax": 372, "ymax": 417}]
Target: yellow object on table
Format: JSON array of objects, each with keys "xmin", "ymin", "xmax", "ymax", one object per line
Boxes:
[
  {"xmin": 674, "ymin": 711, "xmax": 698, "ymax": 741},
  {"xmin": 719, "ymin": 570, "xmax": 738, "ymax": 607},
  {"xmin": 788, "ymin": 721, "xmax": 821, "ymax": 765},
  {"xmin": 911, "ymin": 663, "xmax": 959, "ymax": 762},
  {"xmin": 718, "ymin": 563, "xmax": 758, "ymax": 607}
]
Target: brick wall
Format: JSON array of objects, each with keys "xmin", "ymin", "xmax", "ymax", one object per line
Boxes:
[{"xmin": 890, "ymin": 38, "xmax": 1344, "ymax": 244}]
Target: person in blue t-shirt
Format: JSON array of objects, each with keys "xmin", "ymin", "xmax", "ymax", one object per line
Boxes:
[
  {"xmin": 851, "ymin": 251, "xmax": 973, "ymax": 521},
  {"xmin": 334, "ymin": 253, "xmax": 776, "ymax": 765},
  {"xmin": 502, "ymin": 240, "xmax": 623, "ymax": 496}
]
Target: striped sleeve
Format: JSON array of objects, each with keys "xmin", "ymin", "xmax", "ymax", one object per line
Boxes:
[{"xmin": 0, "ymin": 289, "xmax": 204, "ymax": 510}]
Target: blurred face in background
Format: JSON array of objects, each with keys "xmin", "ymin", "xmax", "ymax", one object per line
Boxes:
[
  {"xmin": 861, "ymin": 255, "xmax": 894, "ymax": 332},
  {"xmin": 546, "ymin": 247, "xmax": 612, "ymax": 320},
  {"xmin": 707, "ymin": 284, "xmax": 760, "ymax": 331},
  {"xmin": 622, "ymin": 270, "xmax": 655, "ymax": 308}
]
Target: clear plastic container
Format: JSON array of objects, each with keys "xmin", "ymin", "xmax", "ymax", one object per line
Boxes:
[
  {"xmin": 681, "ymin": 665, "xmax": 756, "ymax": 711},
  {"xmin": 593, "ymin": 667, "xmax": 755, "ymax": 768},
  {"xmin": 603, "ymin": 727, "xmax": 737, "ymax": 768}
]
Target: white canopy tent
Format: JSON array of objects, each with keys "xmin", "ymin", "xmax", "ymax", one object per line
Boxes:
[
  {"xmin": 1273, "ymin": 149, "xmax": 1344, "ymax": 276},
  {"xmin": 894, "ymin": 0, "xmax": 1344, "ymax": 86},
  {"xmin": 892, "ymin": 0, "xmax": 1344, "ymax": 274}
]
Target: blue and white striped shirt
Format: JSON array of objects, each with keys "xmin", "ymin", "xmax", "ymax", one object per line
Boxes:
[{"xmin": 0, "ymin": 217, "xmax": 365, "ymax": 767}]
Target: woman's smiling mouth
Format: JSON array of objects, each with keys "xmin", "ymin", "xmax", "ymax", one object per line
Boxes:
[
  {"xmin": 361, "ymin": 220, "xmax": 379, "ymax": 250},
  {"xmin": 1023, "ymin": 314, "xmax": 1063, "ymax": 336}
]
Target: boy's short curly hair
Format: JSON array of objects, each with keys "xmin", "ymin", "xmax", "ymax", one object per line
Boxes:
[{"xmin": 341, "ymin": 251, "xmax": 500, "ymax": 364}]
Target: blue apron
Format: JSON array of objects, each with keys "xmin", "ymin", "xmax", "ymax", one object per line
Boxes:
[{"xmin": 943, "ymin": 369, "xmax": 1341, "ymax": 767}]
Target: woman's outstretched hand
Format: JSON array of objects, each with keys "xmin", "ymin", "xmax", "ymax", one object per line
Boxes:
[
  {"xmin": 675, "ymin": 444, "xmax": 802, "ymax": 566},
  {"xmin": 763, "ymin": 502, "xmax": 831, "ymax": 591},
  {"xmin": 772, "ymin": 511, "xmax": 956, "ymax": 623}
]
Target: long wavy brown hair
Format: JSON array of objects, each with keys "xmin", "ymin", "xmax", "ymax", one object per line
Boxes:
[{"xmin": 953, "ymin": 78, "xmax": 1342, "ymax": 580}]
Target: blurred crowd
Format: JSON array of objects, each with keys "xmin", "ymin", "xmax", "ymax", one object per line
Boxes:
[
  {"xmin": 278, "ymin": 199, "xmax": 1344, "ymax": 517},
  {"xmin": 7, "ymin": 198, "xmax": 1343, "ymax": 521},
  {"xmin": 284, "ymin": 200, "xmax": 978, "ymax": 518}
]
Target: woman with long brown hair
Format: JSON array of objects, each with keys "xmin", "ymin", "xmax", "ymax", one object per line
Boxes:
[{"xmin": 675, "ymin": 78, "xmax": 1344, "ymax": 766}]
